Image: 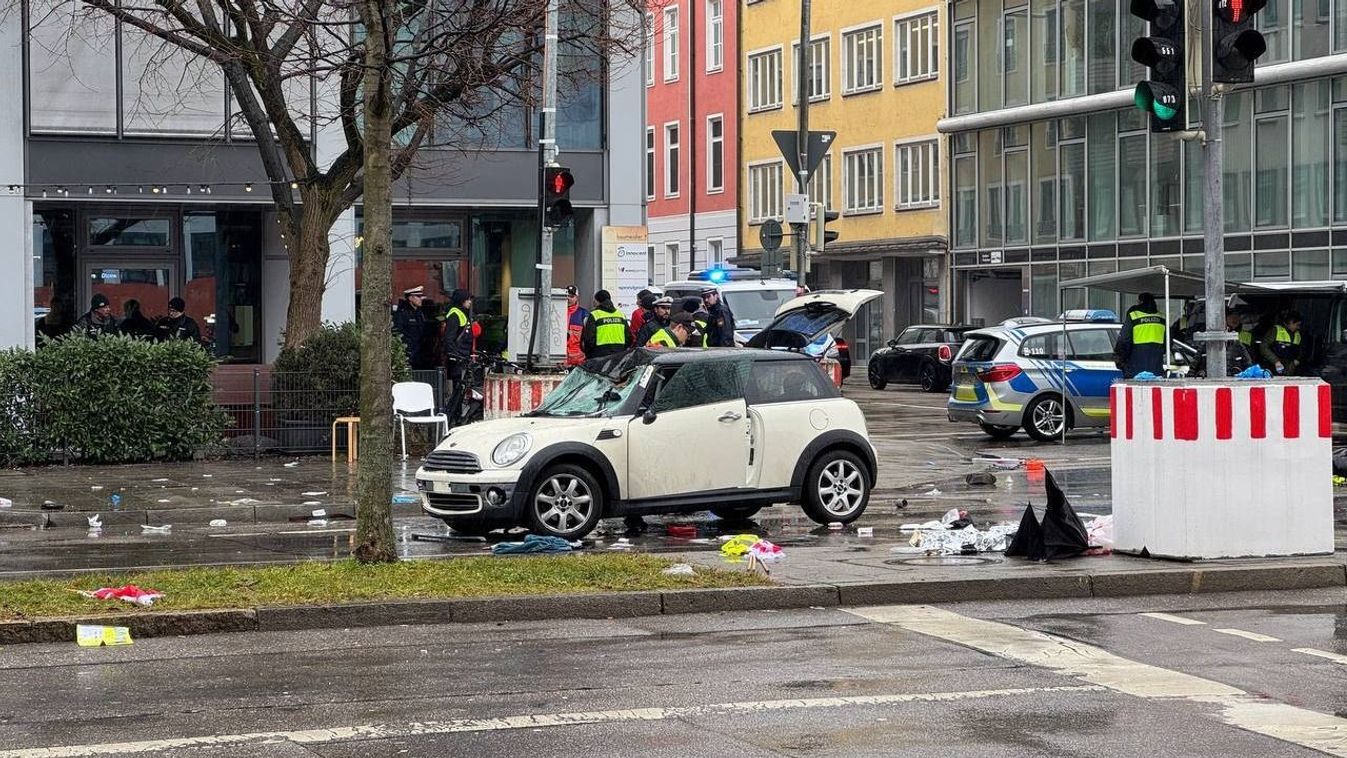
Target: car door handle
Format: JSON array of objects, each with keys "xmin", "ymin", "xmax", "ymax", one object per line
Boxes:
[{"xmin": 719, "ymin": 411, "xmax": 743, "ymax": 422}]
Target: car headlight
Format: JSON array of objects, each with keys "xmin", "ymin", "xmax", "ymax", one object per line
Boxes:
[{"xmin": 491, "ymin": 433, "xmax": 532, "ymax": 467}]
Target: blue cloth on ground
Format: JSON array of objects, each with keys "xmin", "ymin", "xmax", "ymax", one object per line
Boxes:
[
  {"xmin": 1235, "ymin": 365, "xmax": 1272, "ymax": 380},
  {"xmin": 491, "ymin": 534, "xmax": 573, "ymax": 554},
  {"xmin": 1132, "ymin": 372, "xmax": 1159, "ymax": 381}
]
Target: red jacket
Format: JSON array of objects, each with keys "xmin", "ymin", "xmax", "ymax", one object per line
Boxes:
[
  {"xmin": 566, "ymin": 304, "xmax": 589, "ymax": 365},
  {"xmin": 630, "ymin": 308, "xmax": 650, "ymax": 341}
]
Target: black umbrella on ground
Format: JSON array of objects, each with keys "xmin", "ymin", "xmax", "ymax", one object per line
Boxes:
[{"xmin": 1005, "ymin": 468, "xmax": 1090, "ymax": 561}]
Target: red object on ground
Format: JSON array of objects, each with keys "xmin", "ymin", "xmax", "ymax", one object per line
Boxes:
[
  {"xmin": 86, "ymin": 584, "xmax": 163, "ymax": 606},
  {"xmin": 666, "ymin": 525, "xmax": 697, "ymax": 539}
]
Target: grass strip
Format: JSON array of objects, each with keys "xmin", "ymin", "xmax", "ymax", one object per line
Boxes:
[{"xmin": 0, "ymin": 555, "xmax": 771, "ymax": 621}]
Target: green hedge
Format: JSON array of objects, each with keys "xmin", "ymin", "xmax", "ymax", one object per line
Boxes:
[
  {"xmin": 0, "ymin": 336, "xmax": 229, "ymax": 465},
  {"xmin": 272, "ymin": 322, "xmax": 409, "ymax": 422}
]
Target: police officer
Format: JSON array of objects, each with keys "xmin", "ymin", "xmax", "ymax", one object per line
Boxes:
[
  {"xmin": 1114, "ymin": 292, "xmax": 1166, "ymax": 378},
  {"xmin": 701, "ymin": 287, "xmax": 737, "ymax": 347},
  {"xmin": 443, "ymin": 289, "xmax": 476, "ymax": 423},
  {"xmin": 393, "ymin": 286, "xmax": 429, "ymax": 369},
  {"xmin": 581, "ymin": 290, "xmax": 632, "ymax": 359},
  {"xmin": 646, "ymin": 312, "xmax": 694, "ymax": 348},
  {"xmin": 157, "ymin": 297, "xmax": 202, "ymax": 344},
  {"xmin": 74, "ymin": 294, "xmax": 119, "ymax": 338},
  {"xmin": 680, "ymin": 297, "xmax": 710, "ymax": 348},
  {"xmin": 1260, "ymin": 309, "xmax": 1304, "ymax": 375},
  {"xmin": 636, "ymin": 296, "xmax": 673, "ymax": 346}
]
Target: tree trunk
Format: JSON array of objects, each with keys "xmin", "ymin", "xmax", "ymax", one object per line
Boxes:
[
  {"xmin": 353, "ymin": 0, "xmax": 397, "ymax": 564},
  {"xmin": 281, "ymin": 204, "xmax": 339, "ymax": 351}
]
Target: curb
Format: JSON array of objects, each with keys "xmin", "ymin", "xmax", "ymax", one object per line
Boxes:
[
  {"xmin": 3, "ymin": 561, "xmax": 1344, "ymax": 645},
  {"xmin": 0, "ymin": 501, "xmax": 424, "ymax": 529}
]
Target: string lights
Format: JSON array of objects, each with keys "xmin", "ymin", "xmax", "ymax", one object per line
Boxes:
[{"xmin": 0, "ymin": 179, "xmax": 306, "ymax": 197}]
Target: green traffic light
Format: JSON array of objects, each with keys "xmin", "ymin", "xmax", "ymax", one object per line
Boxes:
[
  {"xmin": 1133, "ymin": 82, "xmax": 1179, "ymax": 121},
  {"xmin": 1153, "ymin": 101, "xmax": 1178, "ymax": 120}
]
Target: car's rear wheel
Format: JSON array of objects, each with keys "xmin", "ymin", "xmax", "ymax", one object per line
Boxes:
[
  {"xmin": 524, "ymin": 464, "xmax": 603, "ymax": 539},
  {"xmin": 801, "ymin": 450, "xmax": 871, "ymax": 525},
  {"xmin": 711, "ymin": 505, "xmax": 762, "ymax": 522},
  {"xmin": 868, "ymin": 363, "xmax": 888, "ymax": 390},
  {"xmin": 1024, "ymin": 394, "xmax": 1069, "ymax": 442},
  {"xmin": 979, "ymin": 423, "xmax": 1018, "ymax": 440},
  {"xmin": 919, "ymin": 363, "xmax": 944, "ymax": 393}
]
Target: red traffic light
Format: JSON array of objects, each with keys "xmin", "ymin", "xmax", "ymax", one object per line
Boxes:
[
  {"xmin": 1217, "ymin": 0, "xmax": 1266, "ymax": 22},
  {"xmin": 545, "ymin": 167, "xmax": 574, "ymax": 198}
]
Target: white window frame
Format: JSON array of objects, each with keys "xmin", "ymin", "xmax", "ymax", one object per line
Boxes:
[
  {"xmin": 644, "ymin": 12, "xmax": 655, "ymax": 86},
  {"xmin": 706, "ymin": 0, "xmax": 724, "ymax": 73},
  {"xmin": 791, "ymin": 33, "xmax": 832, "ymax": 104},
  {"xmin": 747, "ymin": 159, "xmax": 786, "ymax": 224},
  {"xmin": 706, "ymin": 113, "xmax": 725, "ymax": 194},
  {"xmin": 746, "ymin": 45, "xmax": 784, "ymax": 113},
  {"xmin": 664, "ymin": 121, "xmax": 681, "ymax": 198},
  {"xmin": 708, "ymin": 237, "xmax": 724, "ymax": 265},
  {"xmin": 842, "ymin": 144, "xmax": 884, "ymax": 215},
  {"xmin": 645, "ymin": 126, "xmax": 656, "ymax": 200},
  {"xmin": 893, "ymin": 9, "xmax": 939, "ymax": 85},
  {"xmin": 808, "ymin": 154, "xmax": 834, "ymax": 212},
  {"xmin": 662, "ymin": 7, "xmax": 680, "ymax": 83},
  {"xmin": 666, "ymin": 242, "xmax": 680, "ymax": 282},
  {"xmin": 841, "ymin": 21, "xmax": 883, "ymax": 96},
  {"xmin": 894, "ymin": 137, "xmax": 940, "ymax": 210}
]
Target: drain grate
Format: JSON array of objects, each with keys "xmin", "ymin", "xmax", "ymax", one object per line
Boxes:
[{"xmin": 885, "ymin": 555, "xmax": 1001, "ymax": 567}]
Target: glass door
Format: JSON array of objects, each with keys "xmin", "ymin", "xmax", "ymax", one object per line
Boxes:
[{"xmin": 82, "ymin": 260, "xmax": 180, "ymax": 327}]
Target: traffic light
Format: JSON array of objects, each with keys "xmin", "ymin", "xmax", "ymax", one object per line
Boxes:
[
  {"xmin": 1212, "ymin": 0, "xmax": 1267, "ymax": 83},
  {"xmin": 1130, "ymin": 0, "xmax": 1185, "ymax": 133},
  {"xmin": 543, "ymin": 166, "xmax": 574, "ymax": 228},
  {"xmin": 811, "ymin": 204, "xmax": 839, "ymax": 252}
]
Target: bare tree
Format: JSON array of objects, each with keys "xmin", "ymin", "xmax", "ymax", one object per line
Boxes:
[{"xmin": 25, "ymin": 0, "xmax": 643, "ymax": 350}]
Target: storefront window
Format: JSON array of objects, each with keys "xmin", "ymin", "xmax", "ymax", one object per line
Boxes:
[
  {"xmin": 1086, "ymin": 0, "xmax": 1115, "ymax": 95},
  {"xmin": 1292, "ymin": 81, "xmax": 1331, "ymax": 228},
  {"xmin": 89, "ymin": 217, "xmax": 171, "ymax": 247},
  {"xmin": 1087, "ymin": 113, "xmax": 1115, "ymax": 240},
  {"xmin": 357, "ymin": 216, "xmax": 468, "ymax": 312},
  {"xmin": 183, "ymin": 211, "xmax": 263, "ymax": 362}
]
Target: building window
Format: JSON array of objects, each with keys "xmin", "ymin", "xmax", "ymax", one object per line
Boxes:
[
  {"xmin": 708, "ymin": 238, "xmax": 724, "ymax": 265},
  {"xmin": 895, "ymin": 140, "xmax": 939, "ymax": 209},
  {"xmin": 663, "ymin": 7, "xmax": 679, "ymax": 82},
  {"xmin": 842, "ymin": 24, "xmax": 883, "ymax": 95},
  {"xmin": 792, "ymin": 36, "xmax": 832, "ymax": 103},
  {"xmin": 748, "ymin": 48, "xmax": 783, "ymax": 112},
  {"xmin": 844, "ymin": 147, "xmax": 884, "ymax": 214},
  {"xmin": 666, "ymin": 242, "xmax": 680, "ymax": 282},
  {"xmin": 707, "ymin": 115, "xmax": 725, "ymax": 193},
  {"xmin": 809, "ymin": 154, "xmax": 834, "ymax": 211},
  {"xmin": 664, "ymin": 122, "xmax": 681, "ymax": 198},
  {"xmin": 953, "ymin": 21, "xmax": 974, "ymax": 115},
  {"xmin": 894, "ymin": 12, "xmax": 939, "ymax": 84},
  {"xmin": 707, "ymin": 0, "xmax": 724, "ymax": 72},
  {"xmin": 748, "ymin": 161, "xmax": 785, "ymax": 223},
  {"xmin": 646, "ymin": 127, "xmax": 656, "ymax": 200},
  {"xmin": 645, "ymin": 13, "xmax": 655, "ymax": 85}
]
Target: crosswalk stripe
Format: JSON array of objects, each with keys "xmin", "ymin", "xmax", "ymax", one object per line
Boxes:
[
  {"xmin": 1139, "ymin": 612, "xmax": 1206, "ymax": 626},
  {"xmin": 1213, "ymin": 628, "xmax": 1282, "ymax": 643},
  {"xmin": 1293, "ymin": 648, "xmax": 1347, "ymax": 665}
]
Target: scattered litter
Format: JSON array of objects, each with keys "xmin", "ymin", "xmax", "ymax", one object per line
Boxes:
[
  {"xmin": 989, "ymin": 458, "xmax": 1022, "ymax": 470},
  {"xmin": 40, "ymin": 501, "xmax": 62, "ymax": 511},
  {"xmin": 0, "ymin": 497, "xmax": 11, "ymax": 508},
  {"xmin": 86, "ymin": 515, "xmax": 102, "ymax": 528},
  {"xmin": 923, "ymin": 488, "xmax": 942, "ymax": 496},
  {"xmin": 308, "ymin": 519, "xmax": 329, "ymax": 527},
  {"xmin": 391, "ymin": 494, "xmax": 420, "ymax": 505},
  {"xmin": 201, "ymin": 474, "xmax": 213, "ymax": 478},
  {"xmin": 90, "ymin": 486, "xmax": 104, "ymax": 492},
  {"xmin": 312, "ymin": 509, "xmax": 327, "ymax": 518},
  {"xmin": 76, "ymin": 625, "xmax": 133, "ymax": 647},
  {"xmin": 827, "ymin": 522, "xmax": 844, "ymax": 530},
  {"xmin": 492, "ymin": 534, "xmax": 572, "ymax": 554},
  {"xmin": 686, "ymin": 538, "xmax": 713, "ymax": 545},
  {"xmin": 223, "ymin": 498, "xmax": 260, "ymax": 506},
  {"xmin": 209, "ymin": 519, "xmax": 228, "ymax": 527},
  {"xmin": 720, "ymin": 534, "xmax": 760, "ymax": 558},
  {"xmin": 1132, "ymin": 371, "xmax": 1160, "ymax": 381},
  {"xmin": 906, "ymin": 524, "xmax": 1017, "ymax": 555},
  {"xmin": 109, "ymin": 494, "xmax": 122, "ymax": 510},
  {"xmin": 662, "ymin": 563, "xmax": 696, "ymax": 577},
  {"xmin": 140, "ymin": 524, "xmax": 172, "ymax": 534},
  {"xmin": 269, "ymin": 478, "xmax": 284, "ymax": 482},
  {"xmin": 152, "ymin": 478, "xmax": 169, "ymax": 483},
  {"xmin": 302, "ymin": 491, "xmax": 328, "ymax": 497},
  {"xmin": 77, "ymin": 584, "xmax": 163, "ymax": 607},
  {"xmin": 856, "ymin": 526, "xmax": 874, "ymax": 538},
  {"xmin": 303, "ymin": 501, "xmax": 323, "ymax": 506},
  {"xmin": 283, "ymin": 461, "xmax": 300, "ymax": 468},
  {"xmin": 1085, "ymin": 514, "xmax": 1114, "ymax": 554},
  {"xmin": 747, "ymin": 539, "xmax": 784, "ymax": 564},
  {"xmin": 608, "ymin": 537, "xmax": 634, "ymax": 550},
  {"xmin": 897, "ymin": 499, "xmax": 909, "ymax": 509},
  {"xmin": 157, "ymin": 499, "xmax": 170, "ymax": 504},
  {"xmin": 1335, "ymin": 475, "xmax": 1347, "ymax": 487},
  {"xmin": 666, "ymin": 524, "xmax": 697, "ymax": 539},
  {"xmin": 1236, "ymin": 365, "xmax": 1272, "ymax": 380},
  {"xmin": 1005, "ymin": 468, "xmax": 1090, "ymax": 561},
  {"xmin": 965, "ymin": 472, "xmax": 997, "ymax": 487}
]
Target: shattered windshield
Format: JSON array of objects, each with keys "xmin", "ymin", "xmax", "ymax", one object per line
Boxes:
[{"xmin": 531, "ymin": 362, "xmax": 650, "ymax": 417}]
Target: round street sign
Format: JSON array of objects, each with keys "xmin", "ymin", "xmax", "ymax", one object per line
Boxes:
[{"xmin": 759, "ymin": 219, "xmax": 784, "ymax": 252}]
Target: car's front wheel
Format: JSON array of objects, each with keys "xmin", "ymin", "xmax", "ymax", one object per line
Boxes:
[
  {"xmin": 868, "ymin": 363, "xmax": 888, "ymax": 390},
  {"xmin": 524, "ymin": 464, "xmax": 603, "ymax": 539},
  {"xmin": 711, "ymin": 505, "xmax": 762, "ymax": 522},
  {"xmin": 801, "ymin": 450, "xmax": 871, "ymax": 525},
  {"xmin": 1024, "ymin": 394, "xmax": 1069, "ymax": 442}
]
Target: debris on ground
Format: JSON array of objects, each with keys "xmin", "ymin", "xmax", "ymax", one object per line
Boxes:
[
  {"xmin": 1005, "ymin": 468, "xmax": 1090, "ymax": 561},
  {"xmin": 923, "ymin": 488, "xmax": 943, "ymax": 496},
  {"xmin": 283, "ymin": 461, "xmax": 300, "ymax": 468},
  {"xmin": 1236, "ymin": 365, "xmax": 1272, "ymax": 379},
  {"xmin": 608, "ymin": 537, "xmax": 634, "ymax": 550},
  {"xmin": 1335, "ymin": 475, "xmax": 1347, "ymax": 487},
  {"xmin": 0, "ymin": 497, "xmax": 10, "ymax": 508},
  {"xmin": 109, "ymin": 494, "xmax": 122, "ymax": 510},
  {"xmin": 308, "ymin": 519, "xmax": 329, "ymax": 527},
  {"xmin": 491, "ymin": 534, "xmax": 572, "ymax": 554},
  {"xmin": 1085, "ymin": 514, "xmax": 1114, "ymax": 555},
  {"xmin": 856, "ymin": 527, "xmax": 874, "ymax": 537},
  {"xmin": 86, "ymin": 515, "xmax": 102, "ymax": 529},
  {"xmin": 301, "ymin": 491, "xmax": 328, "ymax": 497},
  {"xmin": 209, "ymin": 519, "xmax": 228, "ymax": 527},
  {"xmin": 391, "ymin": 493, "xmax": 420, "ymax": 505},
  {"xmin": 720, "ymin": 534, "xmax": 760, "ymax": 558},
  {"xmin": 76, "ymin": 625, "xmax": 133, "ymax": 647},
  {"xmin": 747, "ymin": 539, "xmax": 784, "ymax": 563},
  {"xmin": 897, "ymin": 507, "xmax": 1018, "ymax": 555},
  {"xmin": 76, "ymin": 584, "xmax": 163, "ymax": 607},
  {"xmin": 661, "ymin": 563, "xmax": 696, "ymax": 577},
  {"xmin": 828, "ymin": 522, "xmax": 844, "ymax": 530},
  {"xmin": 140, "ymin": 524, "xmax": 172, "ymax": 534},
  {"xmin": 897, "ymin": 499, "xmax": 909, "ymax": 509},
  {"xmin": 965, "ymin": 472, "xmax": 997, "ymax": 487},
  {"xmin": 666, "ymin": 524, "xmax": 697, "ymax": 539}
]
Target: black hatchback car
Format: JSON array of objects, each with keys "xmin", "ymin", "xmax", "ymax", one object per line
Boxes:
[{"xmin": 867, "ymin": 325, "xmax": 975, "ymax": 392}]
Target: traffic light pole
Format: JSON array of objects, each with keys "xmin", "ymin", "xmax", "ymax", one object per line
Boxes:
[
  {"xmin": 793, "ymin": 0, "xmax": 811, "ymax": 282},
  {"xmin": 531, "ymin": 0, "xmax": 560, "ymax": 369},
  {"xmin": 1199, "ymin": 24, "xmax": 1229, "ymax": 378}
]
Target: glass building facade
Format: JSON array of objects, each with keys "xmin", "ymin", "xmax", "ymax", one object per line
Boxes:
[{"xmin": 946, "ymin": 0, "xmax": 1347, "ymax": 322}]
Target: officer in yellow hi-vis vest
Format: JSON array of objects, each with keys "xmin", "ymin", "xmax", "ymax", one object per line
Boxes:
[
  {"xmin": 645, "ymin": 312, "xmax": 695, "ymax": 348},
  {"xmin": 1259, "ymin": 309, "xmax": 1304, "ymax": 375},
  {"xmin": 580, "ymin": 290, "xmax": 633, "ymax": 360},
  {"xmin": 1114, "ymin": 292, "xmax": 1166, "ymax": 378}
]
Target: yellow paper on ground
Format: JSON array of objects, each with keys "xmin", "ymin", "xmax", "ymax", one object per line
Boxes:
[{"xmin": 76, "ymin": 624, "xmax": 133, "ymax": 647}]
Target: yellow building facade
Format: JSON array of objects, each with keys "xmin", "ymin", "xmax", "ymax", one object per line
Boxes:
[{"xmin": 738, "ymin": 0, "xmax": 948, "ymax": 360}]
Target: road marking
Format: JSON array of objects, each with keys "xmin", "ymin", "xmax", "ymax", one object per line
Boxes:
[
  {"xmin": 846, "ymin": 605, "xmax": 1347, "ymax": 756},
  {"xmin": 0, "ymin": 685, "xmax": 1104, "ymax": 757},
  {"xmin": 1213, "ymin": 628, "xmax": 1282, "ymax": 643},
  {"xmin": 1139, "ymin": 612, "xmax": 1207, "ymax": 626},
  {"xmin": 1294, "ymin": 648, "xmax": 1347, "ymax": 665}
]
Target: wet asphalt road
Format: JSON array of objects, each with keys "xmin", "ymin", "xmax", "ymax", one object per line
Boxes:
[
  {"xmin": 0, "ymin": 384, "xmax": 1122, "ymax": 576},
  {"xmin": 5, "ymin": 589, "xmax": 1347, "ymax": 756}
]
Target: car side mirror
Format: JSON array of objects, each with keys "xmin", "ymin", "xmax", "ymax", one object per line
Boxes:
[
  {"xmin": 642, "ymin": 409, "xmax": 658, "ymax": 425},
  {"xmin": 887, "ymin": 338, "xmax": 898, "ymax": 348}
]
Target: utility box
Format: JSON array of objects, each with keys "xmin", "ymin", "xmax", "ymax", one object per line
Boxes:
[
  {"xmin": 1110, "ymin": 379, "xmax": 1334, "ymax": 559},
  {"xmin": 784, "ymin": 193, "xmax": 810, "ymax": 225}
]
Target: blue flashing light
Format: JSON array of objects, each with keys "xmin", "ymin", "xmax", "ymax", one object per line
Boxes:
[
  {"xmin": 707, "ymin": 267, "xmax": 729, "ymax": 284},
  {"xmin": 1059, "ymin": 309, "xmax": 1118, "ymax": 323}
]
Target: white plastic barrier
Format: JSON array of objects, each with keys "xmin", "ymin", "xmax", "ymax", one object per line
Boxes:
[
  {"xmin": 483, "ymin": 374, "xmax": 567, "ymax": 420},
  {"xmin": 1109, "ymin": 379, "xmax": 1333, "ymax": 559}
]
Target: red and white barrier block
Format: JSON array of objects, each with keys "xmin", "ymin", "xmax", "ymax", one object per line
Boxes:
[
  {"xmin": 483, "ymin": 374, "xmax": 567, "ymax": 421},
  {"xmin": 819, "ymin": 358, "xmax": 843, "ymax": 388},
  {"xmin": 1109, "ymin": 379, "xmax": 1333, "ymax": 559}
]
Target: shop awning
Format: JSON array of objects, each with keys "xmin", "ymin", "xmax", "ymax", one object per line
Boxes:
[{"xmin": 1059, "ymin": 265, "xmax": 1257, "ymax": 299}]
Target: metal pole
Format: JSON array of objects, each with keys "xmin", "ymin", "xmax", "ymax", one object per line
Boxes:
[
  {"xmin": 535, "ymin": 0, "xmax": 560, "ymax": 368},
  {"xmin": 1201, "ymin": 25, "xmax": 1228, "ymax": 377},
  {"xmin": 794, "ymin": 0, "xmax": 811, "ymax": 279},
  {"xmin": 252, "ymin": 368, "xmax": 261, "ymax": 459}
]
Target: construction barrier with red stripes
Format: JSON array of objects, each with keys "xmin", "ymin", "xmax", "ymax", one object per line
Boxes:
[
  {"xmin": 483, "ymin": 373, "xmax": 568, "ymax": 421},
  {"xmin": 1109, "ymin": 379, "xmax": 1333, "ymax": 560},
  {"xmin": 820, "ymin": 358, "xmax": 843, "ymax": 388}
]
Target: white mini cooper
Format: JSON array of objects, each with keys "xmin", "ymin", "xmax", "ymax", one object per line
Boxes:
[{"xmin": 416, "ymin": 291, "xmax": 881, "ymax": 540}]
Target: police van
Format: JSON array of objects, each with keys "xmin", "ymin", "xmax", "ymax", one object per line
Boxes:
[{"xmin": 662, "ymin": 269, "xmax": 801, "ymax": 346}]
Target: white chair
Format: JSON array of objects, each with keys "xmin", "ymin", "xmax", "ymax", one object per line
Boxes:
[{"xmin": 392, "ymin": 382, "xmax": 449, "ymax": 461}]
